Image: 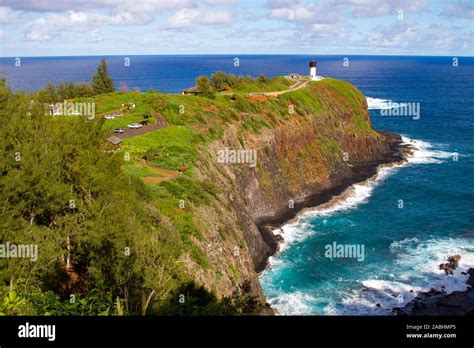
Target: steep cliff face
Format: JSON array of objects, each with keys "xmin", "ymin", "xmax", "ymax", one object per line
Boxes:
[{"xmin": 181, "ymin": 79, "xmax": 403, "ymax": 310}]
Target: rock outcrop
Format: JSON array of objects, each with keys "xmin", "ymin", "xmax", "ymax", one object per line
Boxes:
[
  {"xmin": 439, "ymin": 255, "xmax": 461, "ymax": 275},
  {"xmin": 398, "ymin": 268, "xmax": 474, "ymax": 316}
]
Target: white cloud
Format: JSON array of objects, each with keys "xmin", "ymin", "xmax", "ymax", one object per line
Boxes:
[
  {"xmin": 0, "ymin": 0, "xmax": 191, "ymax": 13},
  {"xmin": 25, "ymin": 18, "xmax": 59, "ymax": 41},
  {"xmin": 0, "ymin": 6, "xmax": 16, "ymax": 23},
  {"xmin": 89, "ymin": 29, "xmax": 104, "ymax": 43},
  {"xmin": 266, "ymin": 0, "xmax": 300, "ymax": 9},
  {"xmin": 440, "ymin": 0, "xmax": 474, "ymax": 19},
  {"xmin": 167, "ymin": 8, "xmax": 235, "ymax": 28},
  {"xmin": 268, "ymin": 0, "xmax": 429, "ymax": 23},
  {"xmin": 310, "ymin": 23, "xmax": 348, "ymax": 39},
  {"xmin": 366, "ymin": 21, "xmax": 471, "ymax": 51},
  {"xmin": 25, "ymin": 10, "xmax": 152, "ymax": 41},
  {"xmin": 268, "ymin": 0, "xmax": 349, "ymax": 45},
  {"xmin": 204, "ymin": 0, "xmax": 240, "ymax": 5},
  {"xmin": 268, "ymin": 0, "xmax": 345, "ymax": 23},
  {"xmin": 270, "ymin": 6, "xmax": 314, "ymax": 20},
  {"xmin": 337, "ymin": 0, "xmax": 429, "ymax": 18}
]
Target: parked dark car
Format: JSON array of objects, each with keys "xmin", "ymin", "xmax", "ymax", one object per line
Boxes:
[{"xmin": 139, "ymin": 120, "xmax": 149, "ymax": 126}]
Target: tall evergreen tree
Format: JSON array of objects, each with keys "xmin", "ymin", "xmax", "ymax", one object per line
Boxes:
[{"xmin": 91, "ymin": 59, "xmax": 115, "ymax": 94}]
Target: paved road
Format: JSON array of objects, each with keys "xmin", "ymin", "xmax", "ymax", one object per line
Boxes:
[{"xmin": 115, "ymin": 113, "xmax": 168, "ymax": 140}]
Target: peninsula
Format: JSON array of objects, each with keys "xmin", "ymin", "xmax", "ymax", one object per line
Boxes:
[{"xmin": 0, "ymin": 61, "xmax": 408, "ymax": 315}]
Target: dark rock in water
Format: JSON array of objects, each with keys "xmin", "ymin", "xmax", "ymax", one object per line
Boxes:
[
  {"xmin": 462, "ymin": 272, "xmax": 467, "ymax": 275},
  {"xmin": 398, "ymin": 267, "xmax": 474, "ymax": 316},
  {"xmin": 448, "ymin": 255, "xmax": 461, "ymax": 263},
  {"xmin": 439, "ymin": 254, "xmax": 461, "ymax": 275},
  {"xmin": 376, "ymin": 303, "xmax": 381, "ymax": 308},
  {"xmin": 273, "ymin": 234, "xmax": 284, "ymax": 243}
]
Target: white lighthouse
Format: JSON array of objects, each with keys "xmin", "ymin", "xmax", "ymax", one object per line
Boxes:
[{"xmin": 309, "ymin": 60, "xmax": 317, "ymax": 80}]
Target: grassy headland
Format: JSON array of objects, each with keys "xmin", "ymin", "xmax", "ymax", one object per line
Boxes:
[{"xmin": 0, "ymin": 65, "xmax": 390, "ymax": 316}]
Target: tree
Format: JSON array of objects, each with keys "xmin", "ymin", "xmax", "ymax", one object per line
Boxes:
[
  {"xmin": 43, "ymin": 82, "xmax": 60, "ymax": 102},
  {"xmin": 75, "ymin": 83, "xmax": 94, "ymax": 97},
  {"xmin": 257, "ymin": 74, "xmax": 268, "ymax": 83},
  {"xmin": 0, "ymin": 72, "xmax": 10, "ymax": 109},
  {"xmin": 210, "ymin": 71, "xmax": 228, "ymax": 91},
  {"xmin": 91, "ymin": 59, "xmax": 115, "ymax": 94},
  {"xmin": 196, "ymin": 76, "xmax": 215, "ymax": 99}
]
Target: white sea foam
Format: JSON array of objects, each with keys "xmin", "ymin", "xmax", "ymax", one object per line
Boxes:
[
  {"xmin": 334, "ymin": 237, "xmax": 474, "ymax": 315},
  {"xmin": 272, "ymin": 161, "xmax": 402, "ymax": 253},
  {"xmin": 366, "ymin": 97, "xmax": 407, "ymax": 110},
  {"xmin": 266, "ymin": 291, "xmax": 317, "ymax": 315},
  {"xmin": 390, "ymin": 237, "xmax": 474, "ymax": 294},
  {"xmin": 401, "ymin": 136, "xmax": 458, "ymax": 164},
  {"xmin": 263, "ymin": 131, "xmax": 469, "ymax": 315},
  {"xmin": 271, "ymin": 136, "xmax": 458, "ymax": 254},
  {"xmin": 361, "ymin": 279, "xmax": 424, "ymax": 294}
]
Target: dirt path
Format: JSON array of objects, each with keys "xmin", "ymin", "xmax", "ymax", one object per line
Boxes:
[
  {"xmin": 138, "ymin": 162, "xmax": 181, "ymax": 184},
  {"xmin": 249, "ymin": 79, "xmax": 310, "ymax": 97}
]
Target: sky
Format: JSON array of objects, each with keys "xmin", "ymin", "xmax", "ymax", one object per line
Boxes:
[{"xmin": 0, "ymin": 0, "xmax": 472, "ymax": 57}]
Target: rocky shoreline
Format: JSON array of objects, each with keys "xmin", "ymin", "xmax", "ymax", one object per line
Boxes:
[
  {"xmin": 255, "ymin": 131, "xmax": 413, "ymax": 273},
  {"xmin": 395, "ymin": 262, "xmax": 474, "ymax": 316},
  {"xmin": 255, "ymin": 134, "xmax": 474, "ymax": 316}
]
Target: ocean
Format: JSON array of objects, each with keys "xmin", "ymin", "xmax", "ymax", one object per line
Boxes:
[{"xmin": 1, "ymin": 55, "xmax": 473, "ymax": 315}]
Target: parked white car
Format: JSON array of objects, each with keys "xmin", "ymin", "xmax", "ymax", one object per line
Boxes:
[
  {"xmin": 128, "ymin": 123, "xmax": 142, "ymax": 129},
  {"xmin": 104, "ymin": 115, "xmax": 116, "ymax": 119}
]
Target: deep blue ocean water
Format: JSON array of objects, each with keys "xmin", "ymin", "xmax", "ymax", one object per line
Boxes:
[{"xmin": 1, "ymin": 55, "xmax": 473, "ymax": 315}]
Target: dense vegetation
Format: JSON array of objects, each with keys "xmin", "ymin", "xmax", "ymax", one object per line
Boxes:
[
  {"xmin": 0, "ymin": 68, "xmax": 263, "ymax": 315},
  {"xmin": 196, "ymin": 72, "xmax": 293, "ymax": 97},
  {"xmin": 0, "ymin": 62, "xmax": 375, "ymax": 316}
]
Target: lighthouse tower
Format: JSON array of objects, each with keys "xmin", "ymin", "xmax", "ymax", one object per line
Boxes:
[{"xmin": 309, "ymin": 60, "xmax": 317, "ymax": 80}]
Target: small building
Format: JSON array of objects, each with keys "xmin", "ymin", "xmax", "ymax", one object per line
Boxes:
[
  {"xmin": 121, "ymin": 103, "xmax": 136, "ymax": 111},
  {"xmin": 106, "ymin": 136, "xmax": 122, "ymax": 146},
  {"xmin": 286, "ymin": 73, "xmax": 303, "ymax": 80},
  {"xmin": 181, "ymin": 86, "xmax": 200, "ymax": 95}
]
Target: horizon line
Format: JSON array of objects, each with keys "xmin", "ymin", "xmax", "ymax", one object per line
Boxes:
[{"xmin": 1, "ymin": 53, "xmax": 473, "ymax": 59}]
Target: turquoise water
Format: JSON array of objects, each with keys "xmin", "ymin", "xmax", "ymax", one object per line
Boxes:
[
  {"xmin": 1, "ymin": 54, "xmax": 472, "ymax": 315},
  {"xmin": 259, "ymin": 57, "xmax": 474, "ymax": 315}
]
